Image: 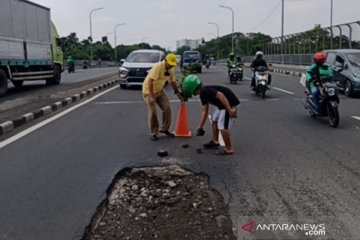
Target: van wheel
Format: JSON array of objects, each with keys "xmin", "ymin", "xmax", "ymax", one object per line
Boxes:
[
  {"xmin": 0, "ymin": 70, "xmax": 8, "ymax": 96},
  {"xmin": 344, "ymin": 80, "xmax": 353, "ymax": 97}
]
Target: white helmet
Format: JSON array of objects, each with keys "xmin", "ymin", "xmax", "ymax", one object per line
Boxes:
[{"xmin": 255, "ymin": 51, "xmax": 263, "ymax": 57}]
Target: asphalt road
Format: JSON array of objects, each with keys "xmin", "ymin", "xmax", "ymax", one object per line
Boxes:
[
  {"xmin": 0, "ymin": 67, "xmax": 118, "ymax": 125},
  {"xmin": 0, "ymin": 65, "xmax": 359, "ymax": 240}
]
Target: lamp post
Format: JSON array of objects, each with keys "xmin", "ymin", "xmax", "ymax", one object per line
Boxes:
[
  {"xmin": 219, "ymin": 5, "xmax": 234, "ymax": 53},
  {"xmin": 89, "ymin": 7, "xmax": 104, "ymax": 66},
  {"xmin": 208, "ymin": 22, "xmax": 219, "ymax": 38},
  {"xmin": 281, "ymin": 0, "xmax": 284, "ymax": 64},
  {"xmin": 330, "ymin": 0, "xmax": 333, "ymax": 49},
  {"xmin": 114, "ymin": 23, "xmax": 126, "ymax": 63}
]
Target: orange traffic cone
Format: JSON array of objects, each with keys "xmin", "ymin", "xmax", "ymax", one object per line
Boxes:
[{"xmin": 174, "ymin": 102, "xmax": 192, "ymax": 137}]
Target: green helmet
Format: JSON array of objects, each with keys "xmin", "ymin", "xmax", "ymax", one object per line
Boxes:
[{"xmin": 182, "ymin": 75, "xmax": 202, "ymax": 97}]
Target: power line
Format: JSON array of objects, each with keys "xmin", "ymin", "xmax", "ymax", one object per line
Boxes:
[{"xmin": 247, "ymin": 0, "xmax": 282, "ymax": 32}]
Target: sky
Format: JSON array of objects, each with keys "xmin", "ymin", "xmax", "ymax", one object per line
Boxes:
[{"xmin": 32, "ymin": 0, "xmax": 360, "ymax": 51}]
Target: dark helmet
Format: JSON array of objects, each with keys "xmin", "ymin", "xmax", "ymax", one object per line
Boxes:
[
  {"xmin": 314, "ymin": 52, "xmax": 326, "ymax": 65},
  {"xmin": 236, "ymin": 55, "xmax": 241, "ymax": 61},
  {"xmin": 229, "ymin": 53, "xmax": 235, "ymax": 58}
]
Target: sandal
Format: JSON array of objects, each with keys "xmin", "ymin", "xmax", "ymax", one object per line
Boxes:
[
  {"xmin": 203, "ymin": 140, "xmax": 220, "ymax": 149},
  {"xmin": 214, "ymin": 149, "xmax": 233, "ymax": 155}
]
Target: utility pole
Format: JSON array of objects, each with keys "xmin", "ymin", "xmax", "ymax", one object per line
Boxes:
[{"xmin": 281, "ymin": 0, "xmax": 284, "ymax": 64}]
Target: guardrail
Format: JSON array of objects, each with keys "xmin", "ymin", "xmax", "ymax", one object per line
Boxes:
[{"xmin": 242, "ymin": 54, "xmax": 313, "ymax": 65}]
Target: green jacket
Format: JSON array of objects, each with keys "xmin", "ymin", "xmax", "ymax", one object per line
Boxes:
[
  {"xmin": 306, "ymin": 63, "xmax": 333, "ymax": 88},
  {"xmin": 227, "ymin": 59, "xmax": 240, "ymax": 68}
]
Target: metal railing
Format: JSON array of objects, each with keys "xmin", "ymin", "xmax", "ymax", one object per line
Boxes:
[{"xmin": 242, "ymin": 54, "xmax": 313, "ymax": 65}]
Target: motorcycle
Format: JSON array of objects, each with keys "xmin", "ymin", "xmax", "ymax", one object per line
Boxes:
[
  {"xmin": 252, "ymin": 66, "xmax": 269, "ymax": 98},
  {"xmin": 68, "ymin": 62, "xmax": 75, "ymax": 73},
  {"xmin": 228, "ymin": 64, "xmax": 243, "ymax": 84},
  {"xmin": 303, "ymin": 75, "xmax": 340, "ymax": 128},
  {"xmin": 205, "ymin": 59, "xmax": 211, "ymax": 69}
]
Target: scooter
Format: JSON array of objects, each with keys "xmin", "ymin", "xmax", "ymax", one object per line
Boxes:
[
  {"xmin": 252, "ymin": 66, "xmax": 269, "ymax": 98},
  {"xmin": 228, "ymin": 64, "xmax": 243, "ymax": 84},
  {"xmin": 205, "ymin": 59, "xmax": 211, "ymax": 69},
  {"xmin": 303, "ymin": 76, "xmax": 340, "ymax": 128},
  {"xmin": 68, "ymin": 63, "xmax": 75, "ymax": 73}
]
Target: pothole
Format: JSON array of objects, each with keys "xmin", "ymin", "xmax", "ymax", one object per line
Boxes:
[{"xmin": 82, "ymin": 165, "xmax": 236, "ymax": 240}]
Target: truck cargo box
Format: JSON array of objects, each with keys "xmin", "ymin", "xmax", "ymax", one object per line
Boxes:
[{"xmin": 0, "ymin": 0, "xmax": 52, "ymax": 61}]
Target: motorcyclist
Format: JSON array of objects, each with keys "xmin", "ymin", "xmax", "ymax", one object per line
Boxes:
[
  {"xmin": 204, "ymin": 54, "xmax": 211, "ymax": 68},
  {"xmin": 235, "ymin": 55, "xmax": 242, "ymax": 65},
  {"xmin": 226, "ymin": 53, "xmax": 240, "ymax": 75},
  {"xmin": 305, "ymin": 52, "xmax": 333, "ymax": 110},
  {"xmin": 67, "ymin": 56, "xmax": 75, "ymax": 72},
  {"xmin": 250, "ymin": 51, "xmax": 269, "ymax": 89}
]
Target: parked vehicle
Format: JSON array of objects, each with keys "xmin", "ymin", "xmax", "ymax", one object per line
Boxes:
[
  {"xmin": 252, "ymin": 66, "xmax": 270, "ymax": 98},
  {"xmin": 302, "ymin": 75, "xmax": 340, "ymax": 128},
  {"xmin": 118, "ymin": 49, "xmax": 165, "ymax": 88},
  {"xmin": 181, "ymin": 51, "xmax": 202, "ymax": 73},
  {"xmin": 0, "ymin": 0, "xmax": 63, "ymax": 96},
  {"xmin": 228, "ymin": 64, "xmax": 243, "ymax": 84},
  {"xmin": 325, "ymin": 49, "xmax": 360, "ymax": 97}
]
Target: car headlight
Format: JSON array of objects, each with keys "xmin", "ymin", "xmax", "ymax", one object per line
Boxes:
[
  {"xmin": 353, "ymin": 73, "xmax": 360, "ymax": 78},
  {"xmin": 119, "ymin": 67, "xmax": 129, "ymax": 79}
]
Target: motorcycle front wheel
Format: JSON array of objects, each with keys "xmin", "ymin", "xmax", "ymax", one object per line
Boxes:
[
  {"xmin": 327, "ymin": 103, "xmax": 339, "ymax": 128},
  {"xmin": 261, "ymin": 85, "xmax": 266, "ymax": 98}
]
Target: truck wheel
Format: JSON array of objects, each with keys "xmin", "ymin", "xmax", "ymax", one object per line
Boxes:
[
  {"xmin": 0, "ymin": 70, "xmax": 8, "ymax": 96},
  {"xmin": 12, "ymin": 80, "xmax": 23, "ymax": 88},
  {"xmin": 47, "ymin": 65, "xmax": 61, "ymax": 85}
]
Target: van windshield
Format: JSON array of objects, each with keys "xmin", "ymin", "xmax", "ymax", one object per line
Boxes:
[
  {"xmin": 345, "ymin": 53, "xmax": 360, "ymax": 67},
  {"xmin": 126, "ymin": 52, "xmax": 160, "ymax": 63}
]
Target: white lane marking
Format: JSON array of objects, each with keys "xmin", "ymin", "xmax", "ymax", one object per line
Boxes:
[
  {"xmin": 94, "ymin": 99, "xmax": 201, "ymax": 105},
  {"xmin": 351, "ymin": 116, "xmax": 360, "ymax": 121},
  {"xmin": 244, "ymin": 77, "xmax": 251, "ymax": 81},
  {"xmin": 0, "ymin": 86, "xmax": 118, "ymax": 149},
  {"xmin": 273, "ymin": 87, "xmax": 295, "ymax": 95},
  {"xmin": 208, "ymin": 115, "xmax": 225, "ymax": 147}
]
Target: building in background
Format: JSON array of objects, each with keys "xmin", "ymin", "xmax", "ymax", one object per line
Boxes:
[{"xmin": 176, "ymin": 39, "xmax": 202, "ymax": 50}]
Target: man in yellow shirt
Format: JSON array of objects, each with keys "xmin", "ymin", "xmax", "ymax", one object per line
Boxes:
[{"xmin": 142, "ymin": 53, "xmax": 182, "ymax": 141}]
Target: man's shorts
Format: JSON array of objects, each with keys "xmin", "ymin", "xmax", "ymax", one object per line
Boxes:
[{"xmin": 211, "ymin": 108, "xmax": 237, "ymax": 130}]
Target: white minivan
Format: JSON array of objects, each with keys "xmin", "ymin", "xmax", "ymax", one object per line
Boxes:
[{"xmin": 119, "ymin": 49, "xmax": 165, "ymax": 89}]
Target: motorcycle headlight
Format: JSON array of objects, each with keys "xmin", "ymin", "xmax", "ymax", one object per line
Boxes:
[
  {"xmin": 327, "ymin": 87, "xmax": 335, "ymax": 96},
  {"xmin": 259, "ymin": 76, "xmax": 267, "ymax": 80}
]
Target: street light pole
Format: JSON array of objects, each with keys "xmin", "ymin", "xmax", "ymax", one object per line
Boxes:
[
  {"xmin": 281, "ymin": 0, "xmax": 284, "ymax": 64},
  {"xmin": 114, "ymin": 23, "xmax": 126, "ymax": 63},
  {"xmin": 89, "ymin": 7, "xmax": 104, "ymax": 66},
  {"xmin": 330, "ymin": 0, "xmax": 333, "ymax": 49},
  {"xmin": 219, "ymin": 5, "xmax": 234, "ymax": 53},
  {"xmin": 208, "ymin": 22, "xmax": 219, "ymax": 38}
]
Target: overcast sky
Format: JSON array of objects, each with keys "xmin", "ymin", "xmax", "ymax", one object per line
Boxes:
[{"xmin": 32, "ymin": 0, "xmax": 360, "ymax": 50}]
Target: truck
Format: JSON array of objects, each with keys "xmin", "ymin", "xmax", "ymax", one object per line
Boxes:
[{"xmin": 0, "ymin": 0, "xmax": 63, "ymax": 96}]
